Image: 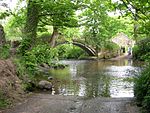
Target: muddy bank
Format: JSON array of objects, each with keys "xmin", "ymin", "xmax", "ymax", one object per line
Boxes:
[{"xmin": 0, "ymin": 59, "xmax": 24, "ymax": 109}]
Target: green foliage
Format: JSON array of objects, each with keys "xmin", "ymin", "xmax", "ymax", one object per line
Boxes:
[
  {"xmin": 141, "ymin": 53, "xmax": 150, "ymax": 62},
  {"xmin": 37, "ymin": 33, "xmax": 51, "ymax": 44},
  {"xmin": 4, "ymin": 9, "xmax": 26, "ymax": 41},
  {"xmin": 80, "ymin": 0, "xmax": 109, "ymax": 49},
  {"xmin": 22, "ymin": 81, "xmax": 36, "ymax": 92},
  {"xmin": 0, "ymin": 12, "xmax": 10, "ymax": 20},
  {"xmin": 18, "ymin": 38, "xmax": 32, "ymax": 56},
  {"xmin": 60, "ymin": 27, "xmax": 81, "ymax": 41},
  {"xmin": 57, "ymin": 44, "xmax": 87, "ymax": 59},
  {"xmin": 29, "ymin": 44, "xmax": 58, "ymax": 64},
  {"xmin": 14, "ymin": 58, "xmax": 27, "ymax": 79},
  {"xmin": 15, "ymin": 43, "xmax": 59, "ymax": 92},
  {"xmin": 0, "ymin": 0, "xmax": 13, "ymax": 20},
  {"xmin": 134, "ymin": 64, "xmax": 150, "ymax": 113},
  {"xmin": 22, "ymin": 44, "xmax": 58, "ymax": 75},
  {"xmin": 0, "ymin": 44, "xmax": 10, "ymax": 59},
  {"xmin": 112, "ymin": 0, "xmax": 150, "ymax": 38},
  {"xmin": 16, "ymin": 42, "xmax": 59, "ymax": 91},
  {"xmin": 65, "ymin": 47, "xmax": 86, "ymax": 59},
  {"xmin": 80, "ymin": 0, "xmax": 132, "ymax": 50},
  {"xmin": 38, "ymin": 33, "xmax": 51, "ymax": 39},
  {"xmin": 14, "ymin": 58, "xmax": 36, "ymax": 91},
  {"xmin": 38, "ymin": 0, "xmax": 78, "ymax": 28},
  {"xmin": 132, "ymin": 45, "xmax": 139, "ymax": 59},
  {"xmin": 0, "ymin": 99, "xmax": 9, "ymax": 109},
  {"xmin": 142, "ymin": 96, "xmax": 150, "ymax": 113},
  {"xmin": 104, "ymin": 41, "xmax": 119, "ymax": 51},
  {"xmin": 132, "ymin": 38, "xmax": 150, "ymax": 61},
  {"xmin": 0, "ymin": 91, "xmax": 10, "ymax": 109}
]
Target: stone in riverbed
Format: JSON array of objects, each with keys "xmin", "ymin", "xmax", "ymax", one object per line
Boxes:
[{"xmin": 38, "ymin": 80, "xmax": 52, "ymax": 90}]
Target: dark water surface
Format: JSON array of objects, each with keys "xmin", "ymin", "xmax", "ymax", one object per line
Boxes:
[{"xmin": 48, "ymin": 59, "xmax": 143, "ymax": 98}]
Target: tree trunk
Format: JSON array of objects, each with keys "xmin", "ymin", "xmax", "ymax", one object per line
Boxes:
[
  {"xmin": 0, "ymin": 24, "xmax": 6, "ymax": 46},
  {"xmin": 24, "ymin": 0, "xmax": 40, "ymax": 46},
  {"xmin": 133, "ymin": 9, "xmax": 138, "ymax": 43},
  {"xmin": 49, "ymin": 26, "xmax": 59, "ymax": 47}
]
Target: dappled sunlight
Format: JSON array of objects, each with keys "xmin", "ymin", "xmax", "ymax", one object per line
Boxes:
[
  {"xmin": 106, "ymin": 66, "xmax": 140, "ymax": 78},
  {"xmin": 110, "ymin": 78, "xmax": 134, "ymax": 97}
]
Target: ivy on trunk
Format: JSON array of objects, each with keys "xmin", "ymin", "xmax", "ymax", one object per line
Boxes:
[{"xmin": 24, "ymin": 0, "xmax": 40, "ymax": 47}]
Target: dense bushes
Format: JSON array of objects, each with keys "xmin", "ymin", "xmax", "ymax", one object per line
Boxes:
[
  {"xmin": 0, "ymin": 44, "xmax": 11, "ymax": 59},
  {"xmin": 104, "ymin": 41, "xmax": 120, "ymax": 51},
  {"xmin": 17, "ymin": 43, "xmax": 58, "ymax": 77},
  {"xmin": 133, "ymin": 37, "xmax": 150, "ymax": 112},
  {"xmin": 132, "ymin": 37, "xmax": 150, "ymax": 61},
  {"xmin": 134, "ymin": 64, "xmax": 150, "ymax": 113},
  {"xmin": 133, "ymin": 38, "xmax": 150, "ymax": 113},
  {"xmin": 57, "ymin": 44, "xmax": 88, "ymax": 59},
  {"xmin": 15, "ymin": 43, "xmax": 59, "ymax": 91}
]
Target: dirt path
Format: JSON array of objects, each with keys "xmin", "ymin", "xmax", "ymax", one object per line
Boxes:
[{"xmin": 3, "ymin": 93, "xmax": 140, "ymax": 113}]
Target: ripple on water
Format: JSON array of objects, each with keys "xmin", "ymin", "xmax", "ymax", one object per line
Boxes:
[{"xmin": 50, "ymin": 60, "xmax": 143, "ymax": 98}]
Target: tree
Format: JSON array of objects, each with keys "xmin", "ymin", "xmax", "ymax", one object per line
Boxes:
[
  {"xmin": 0, "ymin": 0, "xmax": 12, "ymax": 20},
  {"xmin": 1, "ymin": 0, "xmax": 80, "ymax": 53},
  {"xmin": 80, "ymin": 0, "xmax": 132, "ymax": 55},
  {"xmin": 80, "ymin": 0, "xmax": 111, "ymax": 55},
  {"xmin": 37, "ymin": 0, "xmax": 79, "ymax": 47},
  {"xmin": 112, "ymin": 0, "xmax": 150, "ymax": 40},
  {"xmin": 17, "ymin": 0, "xmax": 41, "ymax": 54},
  {"xmin": 24, "ymin": 0, "xmax": 40, "ymax": 44}
]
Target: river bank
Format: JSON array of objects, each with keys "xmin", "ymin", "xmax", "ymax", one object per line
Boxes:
[
  {"xmin": 0, "ymin": 58, "xmax": 143, "ymax": 113},
  {"xmin": 0, "ymin": 59, "xmax": 26, "ymax": 111}
]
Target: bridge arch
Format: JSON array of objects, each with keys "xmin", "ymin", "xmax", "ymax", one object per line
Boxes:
[{"xmin": 55, "ymin": 41, "xmax": 96, "ymax": 56}]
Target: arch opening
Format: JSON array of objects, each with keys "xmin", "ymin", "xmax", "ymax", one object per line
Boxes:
[{"xmin": 55, "ymin": 41, "xmax": 96, "ymax": 56}]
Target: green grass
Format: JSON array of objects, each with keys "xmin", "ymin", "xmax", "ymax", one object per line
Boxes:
[
  {"xmin": 0, "ymin": 99, "xmax": 10, "ymax": 109},
  {"xmin": 0, "ymin": 92, "xmax": 11, "ymax": 109}
]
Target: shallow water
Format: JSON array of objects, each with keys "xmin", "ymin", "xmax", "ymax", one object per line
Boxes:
[{"xmin": 48, "ymin": 59, "xmax": 143, "ymax": 98}]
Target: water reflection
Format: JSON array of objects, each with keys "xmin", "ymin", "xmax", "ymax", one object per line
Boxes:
[{"xmin": 49, "ymin": 59, "xmax": 142, "ymax": 98}]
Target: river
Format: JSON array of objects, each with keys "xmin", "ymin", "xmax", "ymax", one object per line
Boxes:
[{"xmin": 46, "ymin": 59, "xmax": 143, "ymax": 98}]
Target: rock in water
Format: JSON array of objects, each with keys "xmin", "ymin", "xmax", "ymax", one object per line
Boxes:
[{"xmin": 38, "ymin": 80, "xmax": 52, "ymax": 90}]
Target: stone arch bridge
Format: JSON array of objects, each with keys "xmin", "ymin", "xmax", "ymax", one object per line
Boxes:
[{"xmin": 55, "ymin": 40, "xmax": 96, "ymax": 56}]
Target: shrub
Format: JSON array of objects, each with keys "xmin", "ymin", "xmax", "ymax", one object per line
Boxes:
[
  {"xmin": 66, "ymin": 47, "xmax": 86, "ymax": 59},
  {"xmin": 17, "ymin": 44, "xmax": 58, "ymax": 77},
  {"xmin": 132, "ymin": 45, "xmax": 140, "ymax": 59},
  {"xmin": 15, "ymin": 43, "xmax": 59, "ymax": 91},
  {"xmin": 141, "ymin": 52, "xmax": 150, "ymax": 62},
  {"xmin": 57, "ymin": 44, "xmax": 87, "ymax": 59},
  {"xmin": 134, "ymin": 64, "xmax": 150, "ymax": 113},
  {"xmin": 0, "ymin": 44, "xmax": 11, "ymax": 59},
  {"xmin": 142, "ymin": 96, "xmax": 150, "ymax": 113},
  {"xmin": 18, "ymin": 38, "xmax": 32, "ymax": 56},
  {"xmin": 104, "ymin": 41, "xmax": 119, "ymax": 51},
  {"xmin": 133, "ymin": 37, "xmax": 150, "ymax": 61},
  {"xmin": 37, "ymin": 33, "xmax": 51, "ymax": 43}
]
